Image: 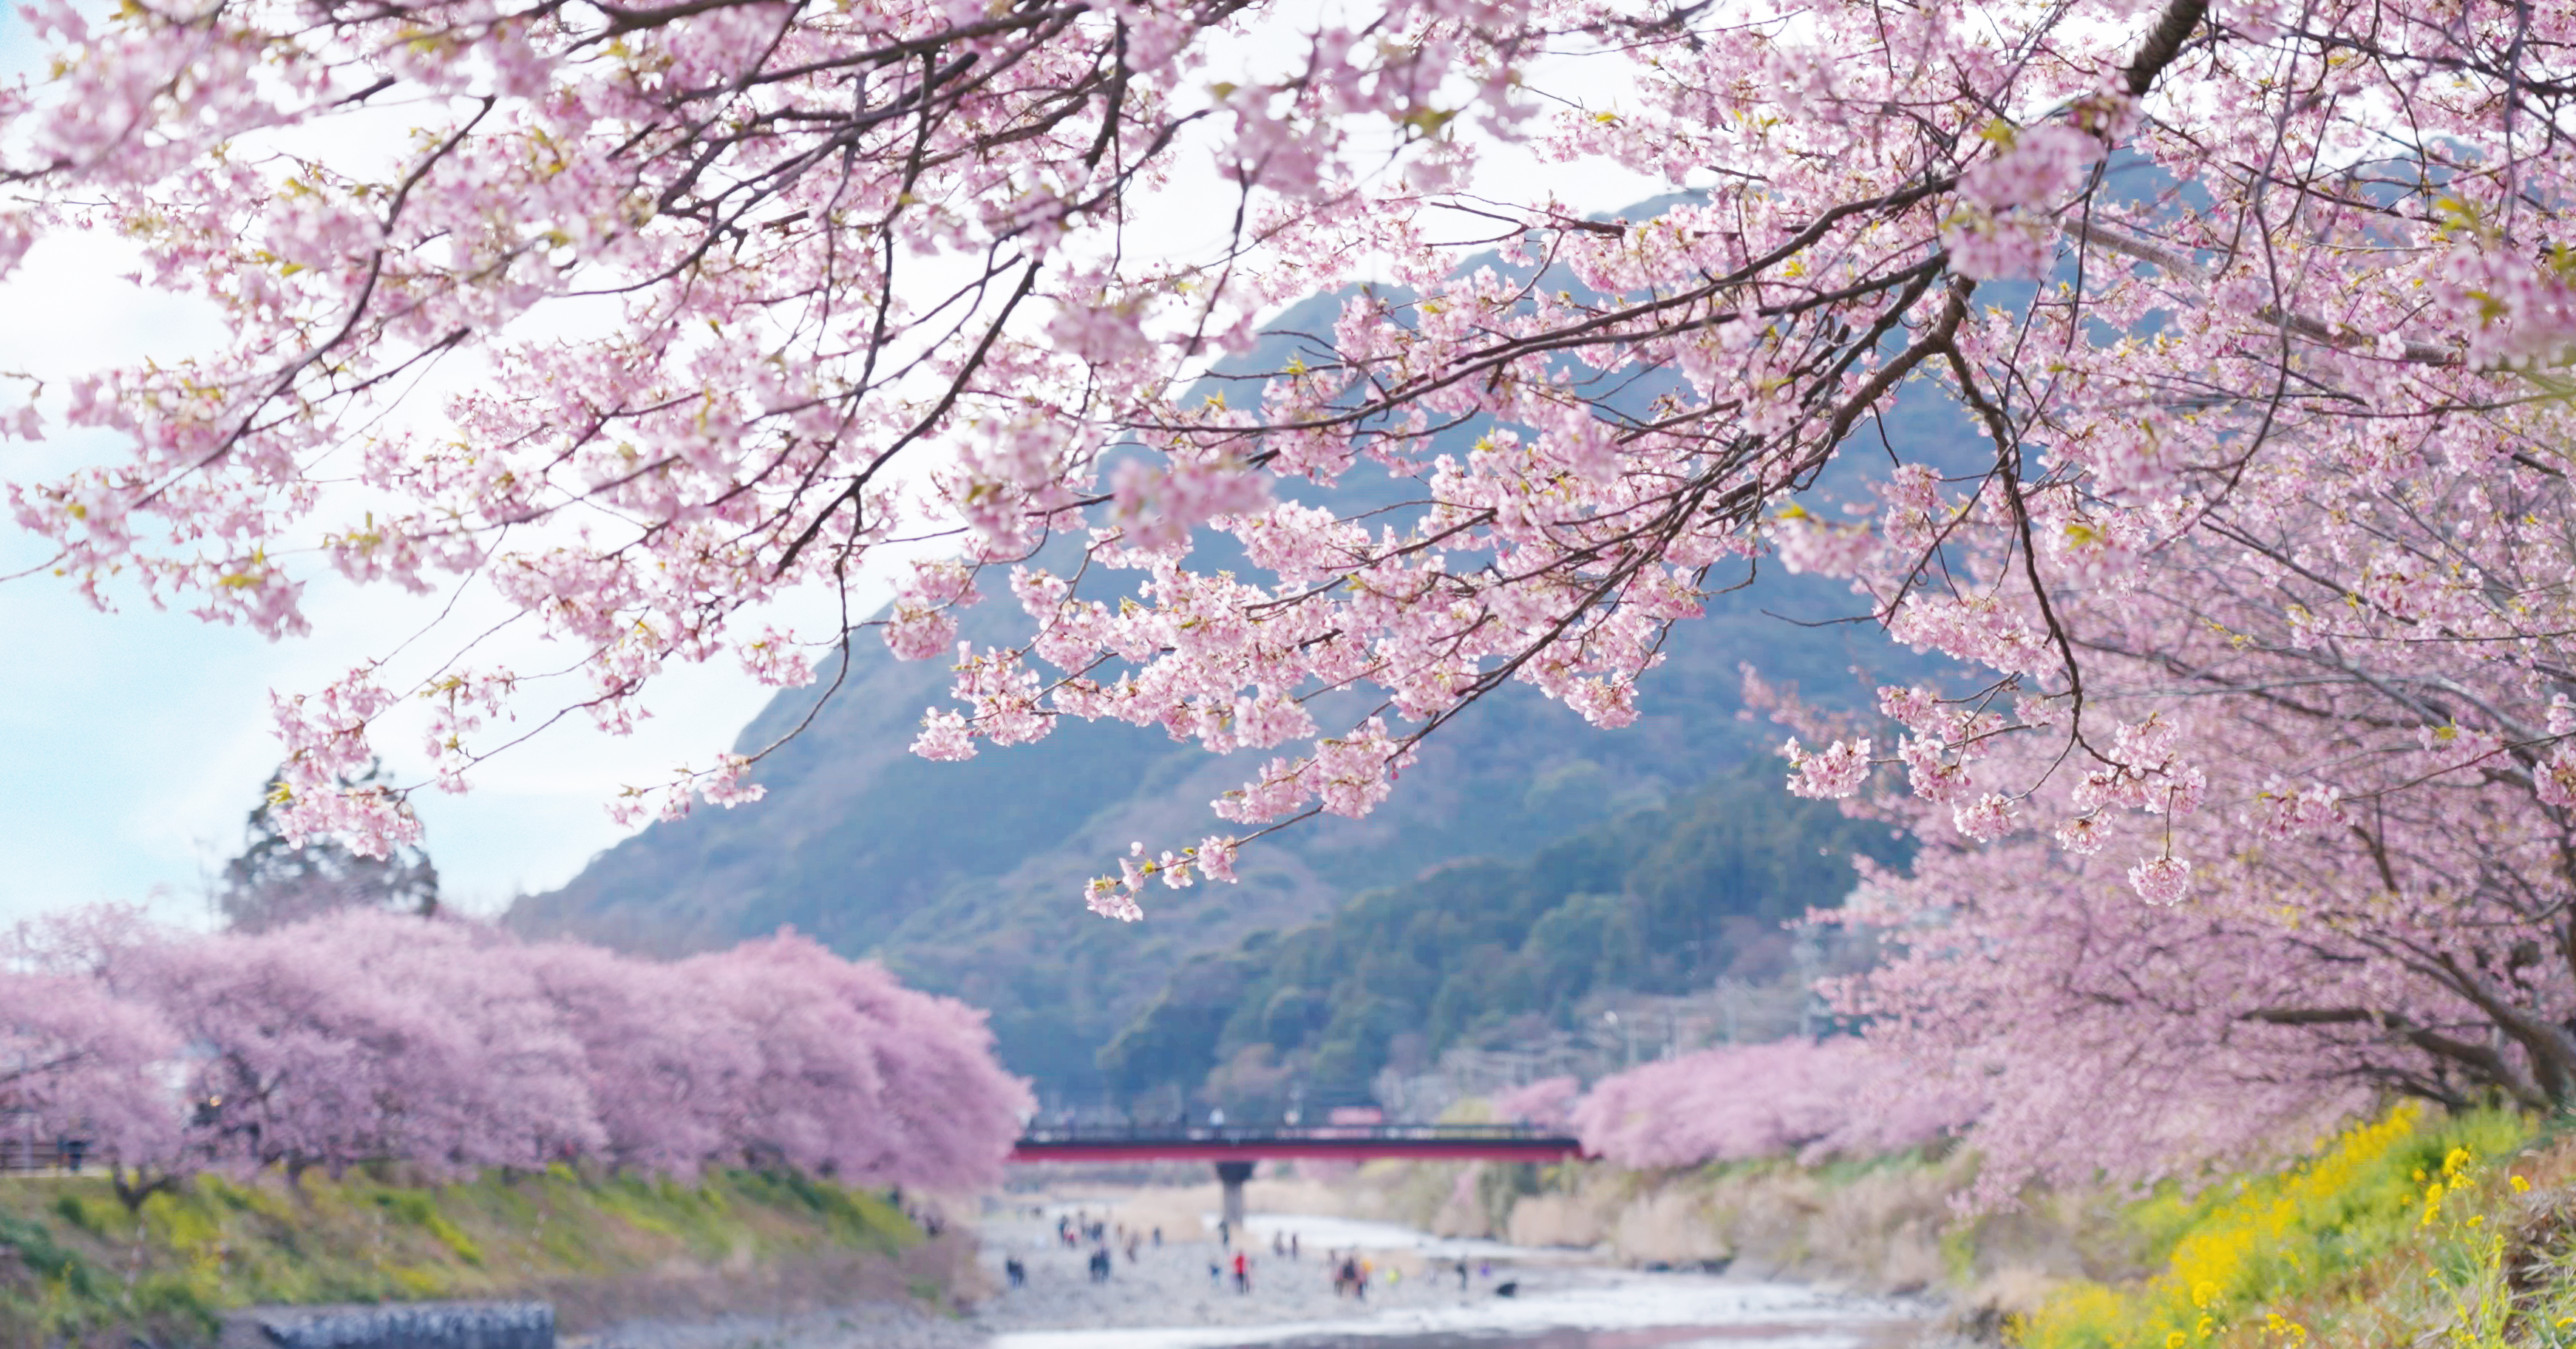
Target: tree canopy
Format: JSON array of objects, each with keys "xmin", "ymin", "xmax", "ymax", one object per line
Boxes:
[
  {"xmin": 0, "ymin": 907, "xmax": 1030, "ymax": 1200},
  {"xmin": 6, "ymin": 0, "xmax": 2576, "ymax": 1185}
]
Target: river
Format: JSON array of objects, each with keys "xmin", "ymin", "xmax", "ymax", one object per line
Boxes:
[{"xmin": 970, "ymin": 1203, "xmax": 1926, "ymax": 1349}]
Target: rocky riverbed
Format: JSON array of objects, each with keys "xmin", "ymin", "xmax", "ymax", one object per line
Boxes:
[{"xmin": 567, "ymin": 1195, "xmax": 1928, "ymax": 1349}]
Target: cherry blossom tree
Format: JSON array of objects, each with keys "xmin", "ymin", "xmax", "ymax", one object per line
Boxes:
[
  {"xmin": 1569, "ymin": 1039, "xmax": 1971, "ymax": 1170},
  {"xmin": 1489, "ymin": 1075, "xmax": 1577, "ymax": 1129},
  {"xmin": 1805, "ymin": 648, "xmax": 2576, "ymax": 1203},
  {"xmin": 0, "ymin": 908, "xmax": 1027, "ymax": 1189},
  {"xmin": 512, "ymin": 937, "xmax": 758, "ymax": 1175},
  {"xmin": 0, "ymin": 972, "xmax": 185, "ymax": 1209},
  {"xmin": 140, "ymin": 910, "xmax": 604, "ymax": 1178},
  {"xmin": 682, "ymin": 934, "xmax": 1033, "ymax": 1187},
  {"xmin": 7, "ymin": 0, "xmax": 2556, "ymax": 886},
  {"xmin": 514, "ymin": 932, "xmax": 1033, "ymax": 1186},
  {"xmin": 7, "ymin": 0, "xmax": 2576, "ymax": 1188},
  {"xmin": 774, "ymin": 936, "xmax": 1036, "ymax": 1189}
]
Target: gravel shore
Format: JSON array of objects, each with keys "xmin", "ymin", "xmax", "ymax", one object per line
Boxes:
[
  {"xmin": 563, "ymin": 1203, "xmax": 1622, "ymax": 1349},
  {"xmin": 970, "ymin": 1206, "xmax": 1531, "ymax": 1336},
  {"xmin": 565, "ymin": 1201, "xmax": 1928, "ymax": 1349}
]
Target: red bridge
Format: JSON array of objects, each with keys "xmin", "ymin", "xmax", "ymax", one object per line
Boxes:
[
  {"xmin": 1011, "ymin": 1124, "xmax": 1586, "ymax": 1231},
  {"xmin": 1010, "ymin": 1123, "xmax": 1585, "ymax": 1165}
]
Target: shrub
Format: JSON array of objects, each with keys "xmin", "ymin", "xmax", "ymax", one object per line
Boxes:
[{"xmin": 2014, "ymin": 1105, "xmax": 2533, "ymax": 1349}]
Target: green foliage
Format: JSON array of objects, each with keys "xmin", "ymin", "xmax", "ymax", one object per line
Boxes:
[
  {"xmin": 371, "ymin": 1193, "xmax": 483, "ymax": 1265},
  {"xmin": 47, "ymin": 1195, "xmax": 101, "ymax": 1237},
  {"xmin": 1098, "ymin": 767, "xmax": 1908, "ymax": 1108},
  {"xmin": 0, "ymin": 1212, "xmax": 101, "ymax": 1297},
  {"xmin": 2014, "ymin": 1105, "xmax": 2539, "ymax": 1349},
  {"xmin": 0, "ymin": 1209, "xmax": 213, "ymax": 1349},
  {"xmin": 730, "ymin": 1170, "xmax": 908, "ymax": 1253}
]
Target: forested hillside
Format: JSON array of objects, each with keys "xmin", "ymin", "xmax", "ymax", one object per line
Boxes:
[{"xmin": 1095, "ymin": 767, "xmax": 1908, "ymax": 1113}]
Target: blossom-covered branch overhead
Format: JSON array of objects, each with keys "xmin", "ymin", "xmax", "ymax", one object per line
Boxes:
[{"xmin": 0, "ymin": 0, "xmax": 2571, "ymax": 939}]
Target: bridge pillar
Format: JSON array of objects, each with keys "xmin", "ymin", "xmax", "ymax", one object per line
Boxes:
[{"xmin": 1214, "ymin": 1159, "xmax": 1254, "ymax": 1239}]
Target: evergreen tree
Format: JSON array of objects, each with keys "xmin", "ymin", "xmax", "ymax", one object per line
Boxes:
[{"xmin": 214, "ymin": 765, "xmax": 440, "ymax": 933}]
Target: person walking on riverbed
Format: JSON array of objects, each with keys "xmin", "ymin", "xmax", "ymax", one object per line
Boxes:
[{"xmin": 1231, "ymin": 1249, "xmax": 1251, "ymax": 1294}]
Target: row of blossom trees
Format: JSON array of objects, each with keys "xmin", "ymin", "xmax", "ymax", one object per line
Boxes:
[
  {"xmin": 7, "ymin": 0, "xmax": 2576, "ymax": 1198},
  {"xmin": 1498, "ymin": 1040, "xmax": 1977, "ymax": 1174},
  {"xmin": 0, "ymin": 910, "xmax": 1031, "ymax": 1209}
]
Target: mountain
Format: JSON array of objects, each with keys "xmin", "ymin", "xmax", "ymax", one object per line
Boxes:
[
  {"xmin": 506, "ymin": 557, "xmax": 1911, "ymax": 1101},
  {"xmin": 508, "ymin": 262, "xmax": 1986, "ymax": 1104}
]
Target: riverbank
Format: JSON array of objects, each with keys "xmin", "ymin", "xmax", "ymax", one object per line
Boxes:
[
  {"xmin": 1324, "ymin": 1149, "xmax": 2122, "ymax": 1333},
  {"xmin": 0, "ymin": 1166, "xmax": 961, "ymax": 1348},
  {"xmin": 0, "ymin": 1161, "xmax": 2022, "ymax": 1348}
]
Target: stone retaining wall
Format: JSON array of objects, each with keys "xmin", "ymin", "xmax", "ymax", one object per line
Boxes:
[{"xmin": 222, "ymin": 1302, "xmax": 554, "ymax": 1349}]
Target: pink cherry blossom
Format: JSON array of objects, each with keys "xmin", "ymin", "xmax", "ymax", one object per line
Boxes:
[
  {"xmin": 1490, "ymin": 1076, "xmax": 1580, "ymax": 1129},
  {"xmin": 1570, "ymin": 1040, "xmax": 1974, "ymax": 1169},
  {"xmin": 2125, "ymin": 854, "xmax": 2192, "ymax": 906},
  {"xmin": 0, "ymin": 907, "xmax": 1027, "ymax": 1190},
  {"xmin": 1781, "ymin": 736, "xmax": 1872, "ymax": 799},
  {"xmin": 8, "ymin": 0, "xmax": 2576, "ymax": 1195}
]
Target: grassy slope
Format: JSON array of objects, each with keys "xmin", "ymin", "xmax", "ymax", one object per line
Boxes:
[
  {"xmin": 0, "ymin": 1166, "xmax": 959, "ymax": 1349},
  {"xmin": 2014, "ymin": 1106, "xmax": 2576, "ymax": 1349}
]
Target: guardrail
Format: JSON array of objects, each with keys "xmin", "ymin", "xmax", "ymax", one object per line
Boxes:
[
  {"xmin": 1018, "ymin": 1122, "xmax": 1569, "ymax": 1144},
  {"xmin": 0, "ymin": 1138, "xmax": 90, "ymax": 1174}
]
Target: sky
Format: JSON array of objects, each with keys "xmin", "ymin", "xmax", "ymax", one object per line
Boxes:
[
  {"xmin": 0, "ymin": 10, "xmax": 859, "ymax": 924},
  {"xmin": 0, "ymin": 4, "xmax": 1664, "ymax": 928},
  {"xmin": 0, "ymin": 264, "xmax": 835, "ymax": 928}
]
